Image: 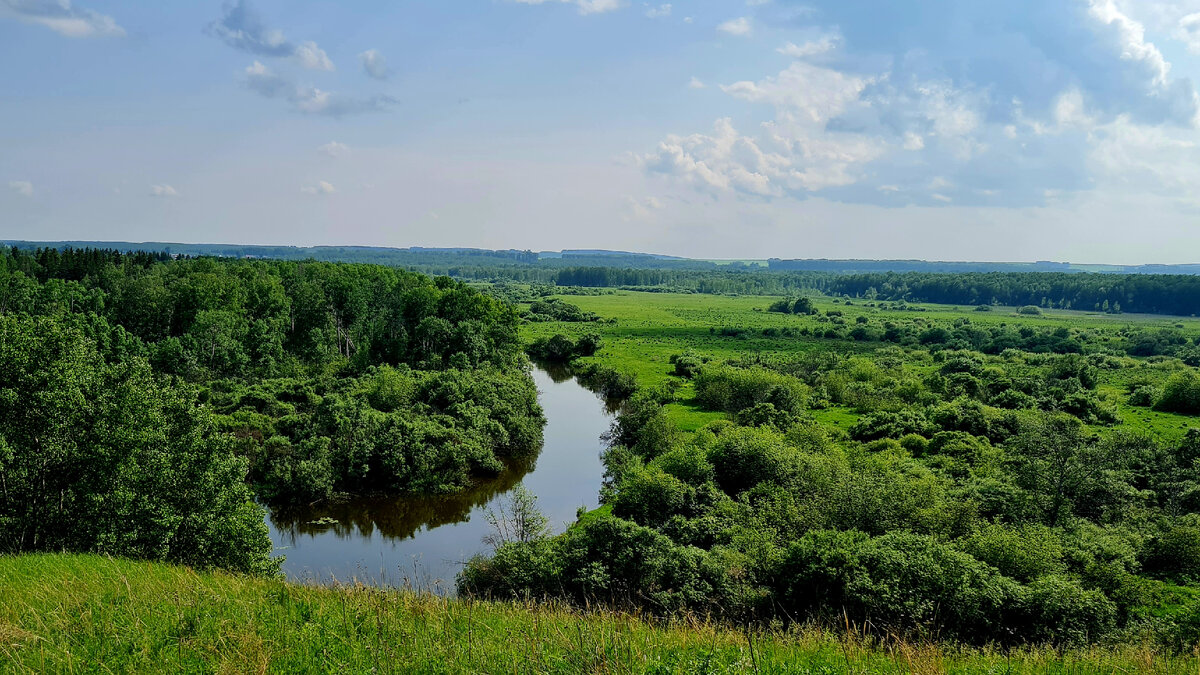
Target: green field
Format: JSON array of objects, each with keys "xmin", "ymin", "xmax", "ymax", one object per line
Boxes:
[
  {"xmin": 2, "ymin": 553, "xmax": 1197, "ymax": 674},
  {"xmin": 523, "ymin": 290, "xmax": 1200, "ymax": 437}
]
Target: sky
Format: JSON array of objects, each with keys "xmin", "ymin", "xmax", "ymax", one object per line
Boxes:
[{"xmin": 3, "ymin": 0, "xmax": 1200, "ymax": 263}]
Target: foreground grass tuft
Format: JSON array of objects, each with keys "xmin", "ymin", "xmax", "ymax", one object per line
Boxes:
[{"xmin": 0, "ymin": 554, "xmax": 1197, "ymax": 673}]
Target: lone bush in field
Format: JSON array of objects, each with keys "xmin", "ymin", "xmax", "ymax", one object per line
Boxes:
[{"xmin": 1155, "ymin": 370, "xmax": 1200, "ymax": 415}]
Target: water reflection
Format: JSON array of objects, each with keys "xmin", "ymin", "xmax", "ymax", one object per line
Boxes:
[
  {"xmin": 265, "ymin": 366, "xmax": 613, "ymax": 588},
  {"xmin": 269, "ymin": 455, "xmax": 535, "ymax": 542}
]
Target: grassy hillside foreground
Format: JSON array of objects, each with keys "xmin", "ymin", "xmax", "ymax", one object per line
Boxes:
[{"xmin": 1, "ymin": 555, "xmax": 1198, "ymax": 673}]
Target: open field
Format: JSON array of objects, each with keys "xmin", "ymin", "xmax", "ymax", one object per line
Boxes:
[
  {"xmin": 3, "ymin": 553, "xmax": 1199, "ymax": 674},
  {"xmin": 522, "ymin": 290, "xmax": 1200, "ymax": 436}
]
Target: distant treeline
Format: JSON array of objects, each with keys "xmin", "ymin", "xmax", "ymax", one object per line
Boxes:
[
  {"xmin": 9, "ymin": 242, "xmax": 1200, "ymax": 316},
  {"xmin": 769, "ymin": 258, "xmax": 1076, "ymax": 273},
  {"xmin": 827, "ymin": 272, "xmax": 1200, "ymax": 316}
]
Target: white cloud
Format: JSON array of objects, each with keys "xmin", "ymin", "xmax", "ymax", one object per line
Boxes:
[
  {"xmin": 509, "ymin": 0, "xmax": 625, "ymax": 15},
  {"xmin": 318, "ymin": 141, "xmax": 349, "ymax": 157},
  {"xmin": 688, "ymin": 76, "xmax": 706, "ymax": 89},
  {"xmin": 777, "ymin": 35, "xmax": 841, "ymax": 59},
  {"xmin": 1178, "ymin": 12, "xmax": 1200, "ymax": 52},
  {"xmin": 717, "ymin": 17, "xmax": 752, "ymax": 36},
  {"xmin": 359, "ymin": 49, "xmax": 390, "ymax": 80},
  {"xmin": 1087, "ymin": 0, "xmax": 1169, "ymax": 88},
  {"xmin": 150, "ymin": 184, "xmax": 179, "ymax": 197},
  {"xmin": 644, "ymin": 3, "xmax": 670, "ymax": 18},
  {"xmin": 208, "ymin": 1, "xmax": 332, "ymax": 70},
  {"xmin": 8, "ymin": 180, "xmax": 33, "ymax": 197},
  {"xmin": 721, "ymin": 61, "xmax": 872, "ymax": 125},
  {"xmin": 294, "ymin": 41, "xmax": 334, "ymax": 71},
  {"xmin": 301, "ymin": 180, "xmax": 336, "ymax": 195},
  {"xmin": 243, "ymin": 61, "xmax": 396, "ymax": 116},
  {"xmin": 0, "ymin": 0, "xmax": 124, "ymax": 37}
]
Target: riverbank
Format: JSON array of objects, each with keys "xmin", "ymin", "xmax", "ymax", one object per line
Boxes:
[
  {"xmin": 265, "ymin": 366, "xmax": 612, "ymax": 587},
  {"xmin": 1, "ymin": 553, "xmax": 1195, "ymax": 673}
]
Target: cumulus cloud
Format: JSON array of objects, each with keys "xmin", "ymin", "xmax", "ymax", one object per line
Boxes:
[
  {"xmin": 0, "ymin": 0, "xmax": 124, "ymax": 37},
  {"xmin": 301, "ymin": 181, "xmax": 336, "ymax": 195},
  {"xmin": 359, "ymin": 49, "xmax": 389, "ymax": 80},
  {"xmin": 208, "ymin": 1, "xmax": 333, "ymax": 71},
  {"xmin": 318, "ymin": 141, "xmax": 349, "ymax": 157},
  {"xmin": 721, "ymin": 61, "xmax": 872, "ymax": 124},
  {"xmin": 717, "ymin": 17, "xmax": 752, "ymax": 36},
  {"xmin": 688, "ymin": 76, "xmax": 706, "ymax": 89},
  {"xmin": 641, "ymin": 0, "xmax": 1200, "ymax": 208},
  {"xmin": 1087, "ymin": 0, "xmax": 1169, "ymax": 89},
  {"xmin": 244, "ymin": 61, "xmax": 395, "ymax": 116},
  {"xmin": 8, "ymin": 180, "xmax": 33, "ymax": 197},
  {"xmin": 294, "ymin": 41, "xmax": 334, "ymax": 71},
  {"xmin": 150, "ymin": 184, "xmax": 179, "ymax": 197},
  {"xmin": 509, "ymin": 0, "xmax": 625, "ymax": 15}
]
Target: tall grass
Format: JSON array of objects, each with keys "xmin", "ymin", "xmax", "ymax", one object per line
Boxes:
[{"xmin": 1, "ymin": 554, "xmax": 1196, "ymax": 673}]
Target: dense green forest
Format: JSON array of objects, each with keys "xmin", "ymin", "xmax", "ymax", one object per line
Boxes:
[{"xmin": 0, "ymin": 247, "xmax": 544, "ymax": 572}]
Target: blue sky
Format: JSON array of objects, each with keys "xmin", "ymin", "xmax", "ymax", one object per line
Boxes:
[{"xmin": 3, "ymin": 0, "xmax": 1200, "ymax": 262}]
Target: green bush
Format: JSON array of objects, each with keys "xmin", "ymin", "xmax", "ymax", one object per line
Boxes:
[
  {"xmin": 1143, "ymin": 524, "xmax": 1200, "ymax": 581},
  {"xmin": 612, "ymin": 467, "xmax": 695, "ymax": 528},
  {"xmin": 706, "ymin": 426, "xmax": 800, "ymax": 495},
  {"xmin": 775, "ymin": 530, "xmax": 1022, "ymax": 643},
  {"xmin": 1155, "ymin": 370, "xmax": 1200, "ymax": 415},
  {"xmin": 958, "ymin": 522, "xmax": 1066, "ymax": 582},
  {"xmin": 1128, "ymin": 385, "xmax": 1160, "ymax": 407},
  {"xmin": 693, "ymin": 365, "xmax": 810, "ymax": 417},
  {"xmin": 1018, "ymin": 575, "xmax": 1117, "ymax": 645}
]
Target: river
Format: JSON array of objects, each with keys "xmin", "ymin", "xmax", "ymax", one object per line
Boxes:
[{"xmin": 265, "ymin": 366, "xmax": 612, "ymax": 590}]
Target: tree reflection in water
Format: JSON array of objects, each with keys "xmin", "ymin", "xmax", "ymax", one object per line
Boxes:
[{"xmin": 269, "ymin": 455, "xmax": 537, "ymax": 543}]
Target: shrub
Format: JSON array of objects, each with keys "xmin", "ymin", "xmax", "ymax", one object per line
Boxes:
[
  {"xmin": 706, "ymin": 426, "xmax": 799, "ymax": 495},
  {"xmin": 693, "ymin": 365, "xmax": 810, "ymax": 417},
  {"xmin": 612, "ymin": 467, "xmax": 695, "ymax": 528},
  {"xmin": 775, "ymin": 530, "xmax": 1022, "ymax": 643},
  {"xmin": 958, "ymin": 522, "xmax": 1066, "ymax": 582},
  {"xmin": 1154, "ymin": 370, "xmax": 1200, "ymax": 415},
  {"xmin": 1143, "ymin": 524, "xmax": 1200, "ymax": 581},
  {"xmin": 1018, "ymin": 575, "xmax": 1117, "ymax": 645},
  {"xmin": 1017, "ymin": 305, "xmax": 1042, "ymax": 315},
  {"xmin": 1128, "ymin": 385, "xmax": 1160, "ymax": 407},
  {"xmin": 849, "ymin": 409, "xmax": 934, "ymax": 441},
  {"xmin": 670, "ymin": 352, "xmax": 704, "ymax": 379},
  {"xmin": 991, "ymin": 388, "xmax": 1037, "ymax": 409}
]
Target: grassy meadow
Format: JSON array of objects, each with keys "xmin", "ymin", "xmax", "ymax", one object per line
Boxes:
[
  {"xmin": 3, "ymin": 553, "xmax": 1199, "ymax": 674},
  {"xmin": 522, "ymin": 290, "xmax": 1200, "ymax": 437}
]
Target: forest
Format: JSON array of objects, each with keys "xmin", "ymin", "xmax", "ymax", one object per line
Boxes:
[{"xmin": 0, "ymin": 246, "xmax": 544, "ymax": 574}]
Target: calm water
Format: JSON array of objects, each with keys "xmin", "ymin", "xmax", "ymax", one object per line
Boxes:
[{"xmin": 265, "ymin": 366, "xmax": 612, "ymax": 590}]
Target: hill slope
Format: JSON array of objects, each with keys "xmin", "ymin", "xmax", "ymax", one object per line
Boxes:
[{"xmin": 0, "ymin": 554, "xmax": 1194, "ymax": 673}]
